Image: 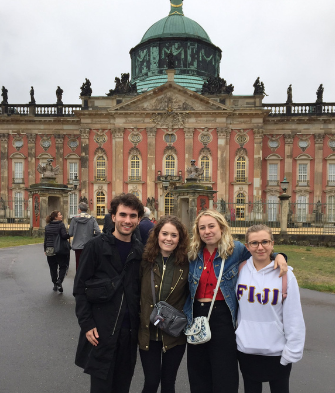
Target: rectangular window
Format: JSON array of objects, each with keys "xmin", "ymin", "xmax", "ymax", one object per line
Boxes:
[
  {"xmin": 328, "ymin": 164, "xmax": 335, "ymax": 185},
  {"xmin": 14, "ymin": 162, "xmax": 23, "ymax": 179},
  {"xmin": 327, "ymin": 196, "xmax": 335, "ymax": 222},
  {"xmin": 297, "ymin": 195, "xmax": 307, "ymax": 222},
  {"xmin": 298, "ymin": 164, "xmax": 308, "ymax": 183},
  {"xmin": 69, "ymin": 162, "xmax": 78, "ymax": 181},
  {"xmin": 14, "ymin": 192, "xmax": 23, "ymax": 218},
  {"xmin": 268, "ymin": 164, "xmax": 278, "ymax": 181},
  {"xmin": 268, "ymin": 195, "xmax": 278, "ymax": 222},
  {"xmin": 69, "ymin": 193, "xmax": 78, "ymax": 217}
]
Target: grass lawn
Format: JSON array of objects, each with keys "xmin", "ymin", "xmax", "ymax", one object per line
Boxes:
[
  {"xmin": 0, "ymin": 236, "xmax": 44, "ymax": 248},
  {"xmin": 274, "ymin": 245, "xmax": 335, "ymax": 293}
]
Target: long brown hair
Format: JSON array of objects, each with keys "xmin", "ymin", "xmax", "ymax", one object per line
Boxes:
[
  {"xmin": 46, "ymin": 210, "xmax": 60, "ymax": 224},
  {"xmin": 142, "ymin": 216, "xmax": 189, "ymax": 266},
  {"xmin": 189, "ymin": 209, "xmax": 235, "ymax": 261}
]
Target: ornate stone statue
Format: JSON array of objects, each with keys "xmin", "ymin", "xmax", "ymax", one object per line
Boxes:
[
  {"xmin": 1, "ymin": 86, "xmax": 8, "ymax": 104},
  {"xmin": 201, "ymin": 76, "xmax": 234, "ymax": 95},
  {"xmin": 219, "ymin": 198, "xmax": 226, "ymax": 214},
  {"xmin": 253, "ymin": 77, "xmax": 267, "ymax": 96},
  {"xmin": 167, "ymin": 51, "xmax": 175, "ymax": 69},
  {"xmin": 29, "ymin": 86, "xmax": 36, "ymax": 104},
  {"xmin": 316, "ymin": 84, "xmax": 324, "ymax": 104},
  {"xmin": 56, "ymin": 86, "xmax": 63, "ymax": 104},
  {"xmin": 186, "ymin": 159, "xmax": 204, "ymax": 180},
  {"xmin": 286, "ymin": 84, "xmax": 292, "ymax": 104},
  {"xmin": 80, "ymin": 78, "xmax": 92, "ymax": 97},
  {"xmin": 79, "ymin": 196, "xmax": 88, "ymax": 205},
  {"xmin": 37, "ymin": 159, "xmax": 60, "ymax": 180},
  {"xmin": 106, "ymin": 73, "xmax": 137, "ymax": 96},
  {"xmin": 146, "ymin": 197, "xmax": 156, "ymax": 213}
]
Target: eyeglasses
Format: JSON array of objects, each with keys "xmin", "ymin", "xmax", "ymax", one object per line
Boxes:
[{"xmin": 247, "ymin": 240, "xmax": 273, "ymax": 248}]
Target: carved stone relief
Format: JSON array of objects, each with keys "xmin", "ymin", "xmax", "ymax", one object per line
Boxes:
[
  {"xmin": 93, "ymin": 129, "xmax": 108, "ymax": 147},
  {"xmin": 80, "ymin": 128, "xmax": 90, "ymax": 139},
  {"xmin": 40, "ymin": 136, "xmax": 51, "ymax": 151}
]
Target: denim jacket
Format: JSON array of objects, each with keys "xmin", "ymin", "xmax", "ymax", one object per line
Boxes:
[{"xmin": 184, "ymin": 241, "xmax": 251, "ymax": 329}]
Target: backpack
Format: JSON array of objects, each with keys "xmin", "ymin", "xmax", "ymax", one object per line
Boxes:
[{"xmin": 238, "ymin": 260, "xmax": 287, "ymax": 303}]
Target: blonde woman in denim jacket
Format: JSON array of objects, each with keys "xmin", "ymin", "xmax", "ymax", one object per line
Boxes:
[{"xmin": 183, "ymin": 210, "xmax": 287, "ymax": 393}]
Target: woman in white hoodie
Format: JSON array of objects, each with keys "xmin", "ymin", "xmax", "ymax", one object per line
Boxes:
[{"xmin": 236, "ymin": 224, "xmax": 305, "ymax": 393}]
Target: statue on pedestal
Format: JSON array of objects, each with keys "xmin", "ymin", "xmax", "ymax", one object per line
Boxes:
[
  {"xmin": 30, "ymin": 86, "xmax": 36, "ymax": 104},
  {"xmin": 1, "ymin": 86, "xmax": 8, "ymax": 104},
  {"xmin": 286, "ymin": 84, "xmax": 292, "ymax": 104},
  {"xmin": 186, "ymin": 159, "xmax": 204, "ymax": 181},
  {"xmin": 37, "ymin": 159, "xmax": 60, "ymax": 180},
  {"xmin": 56, "ymin": 86, "xmax": 63, "ymax": 104},
  {"xmin": 80, "ymin": 78, "xmax": 92, "ymax": 97},
  {"xmin": 316, "ymin": 84, "xmax": 324, "ymax": 104}
]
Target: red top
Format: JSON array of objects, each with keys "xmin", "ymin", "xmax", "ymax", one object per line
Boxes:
[{"xmin": 195, "ymin": 248, "xmax": 224, "ymax": 300}]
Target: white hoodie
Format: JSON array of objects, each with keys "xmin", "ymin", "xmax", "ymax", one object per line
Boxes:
[{"xmin": 236, "ymin": 257, "xmax": 305, "ymax": 365}]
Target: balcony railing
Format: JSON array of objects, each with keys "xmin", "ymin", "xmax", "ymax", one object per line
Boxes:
[
  {"xmin": 263, "ymin": 102, "xmax": 335, "ymax": 116},
  {"xmin": 128, "ymin": 176, "xmax": 142, "ymax": 182},
  {"xmin": 94, "ymin": 176, "xmax": 107, "ymax": 182},
  {"xmin": 327, "ymin": 180, "xmax": 335, "ymax": 187},
  {"xmin": 1, "ymin": 103, "xmax": 82, "ymax": 117},
  {"xmin": 296, "ymin": 180, "xmax": 310, "ymax": 187},
  {"xmin": 12, "ymin": 178, "xmax": 24, "ymax": 184},
  {"xmin": 200, "ymin": 176, "xmax": 212, "ymax": 182},
  {"xmin": 267, "ymin": 180, "xmax": 279, "ymax": 186}
]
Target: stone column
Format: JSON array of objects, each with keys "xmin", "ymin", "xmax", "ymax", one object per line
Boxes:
[
  {"xmin": 55, "ymin": 134, "xmax": 64, "ymax": 184},
  {"xmin": 184, "ymin": 128, "xmax": 194, "ymax": 170},
  {"xmin": 217, "ymin": 127, "xmax": 230, "ymax": 201},
  {"xmin": 0, "ymin": 133, "xmax": 9, "ymax": 201},
  {"xmin": 314, "ymin": 134, "xmax": 324, "ymax": 202},
  {"xmin": 27, "ymin": 133, "xmax": 36, "ymax": 185},
  {"xmin": 40, "ymin": 195, "xmax": 48, "ymax": 229},
  {"xmin": 284, "ymin": 134, "xmax": 294, "ymax": 195},
  {"xmin": 253, "ymin": 128, "xmax": 264, "ymax": 201},
  {"xmin": 112, "ymin": 128, "xmax": 124, "ymax": 197},
  {"xmin": 278, "ymin": 193, "xmax": 291, "ymax": 235},
  {"xmin": 80, "ymin": 128, "xmax": 90, "ymax": 198},
  {"xmin": 146, "ymin": 127, "xmax": 156, "ymax": 199}
]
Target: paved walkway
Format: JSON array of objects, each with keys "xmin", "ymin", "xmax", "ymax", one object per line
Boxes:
[{"xmin": 0, "ymin": 243, "xmax": 334, "ymax": 392}]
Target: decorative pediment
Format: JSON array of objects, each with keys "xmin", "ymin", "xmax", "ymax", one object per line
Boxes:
[
  {"xmin": 10, "ymin": 152, "xmax": 26, "ymax": 159},
  {"xmin": 94, "ymin": 147, "xmax": 107, "ymax": 156},
  {"xmin": 110, "ymin": 82, "xmax": 230, "ymax": 113},
  {"xmin": 236, "ymin": 147, "xmax": 248, "ymax": 157},
  {"xmin": 37, "ymin": 153, "xmax": 53, "ymax": 159},
  {"xmin": 164, "ymin": 145, "xmax": 177, "ymax": 156},
  {"xmin": 199, "ymin": 147, "xmax": 212, "ymax": 157},
  {"xmin": 294, "ymin": 153, "xmax": 313, "ymax": 160},
  {"xmin": 325, "ymin": 154, "xmax": 335, "ymax": 160},
  {"xmin": 129, "ymin": 147, "xmax": 141, "ymax": 157},
  {"xmin": 64, "ymin": 153, "xmax": 80, "ymax": 159},
  {"xmin": 265, "ymin": 153, "xmax": 283, "ymax": 160}
]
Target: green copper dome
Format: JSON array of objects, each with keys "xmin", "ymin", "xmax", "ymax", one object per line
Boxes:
[
  {"xmin": 141, "ymin": 2, "xmax": 212, "ymax": 44},
  {"xmin": 130, "ymin": 1, "xmax": 221, "ymax": 93}
]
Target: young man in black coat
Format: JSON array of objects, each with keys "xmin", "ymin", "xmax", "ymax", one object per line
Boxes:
[{"xmin": 73, "ymin": 193, "xmax": 144, "ymax": 393}]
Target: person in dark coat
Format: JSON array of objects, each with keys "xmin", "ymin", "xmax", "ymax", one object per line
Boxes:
[
  {"xmin": 139, "ymin": 207, "xmax": 154, "ymax": 245},
  {"xmin": 73, "ymin": 193, "xmax": 145, "ymax": 393},
  {"xmin": 103, "ymin": 211, "xmax": 142, "ymax": 242},
  {"xmin": 44, "ymin": 210, "xmax": 70, "ymax": 292}
]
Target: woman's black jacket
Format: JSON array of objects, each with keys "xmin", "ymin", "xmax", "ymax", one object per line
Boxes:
[
  {"xmin": 44, "ymin": 220, "xmax": 69, "ymax": 251},
  {"xmin": 73, "ymin": 232, "xmax": 144, "ymax": 380}
]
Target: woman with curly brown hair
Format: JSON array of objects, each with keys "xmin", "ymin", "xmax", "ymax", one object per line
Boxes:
[{"xmin": 138, "ymin": 215, "xmax": 189, "ymax": 393}]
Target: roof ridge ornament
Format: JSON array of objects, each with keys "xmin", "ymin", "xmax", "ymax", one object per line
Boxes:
[{"xmin": 169, "ymin": 0, "xmax": 184, "ymax": 16}]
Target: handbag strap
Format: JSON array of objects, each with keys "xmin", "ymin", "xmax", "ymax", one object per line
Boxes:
[
  {"xmin": 150, "ymin": 269, "xmax": 157, "ymax": 305},
  {"xmin": 207, "ymin": 257, "xmax": 225, "ymax": 321}
]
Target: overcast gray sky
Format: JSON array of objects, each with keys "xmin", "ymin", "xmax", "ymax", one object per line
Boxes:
[{"xmin": 1, "ymin": 0, "xmax": 334, "ymax": 105}]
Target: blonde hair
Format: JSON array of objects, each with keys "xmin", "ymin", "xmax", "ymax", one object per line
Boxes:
[
  {"xmin": 189, "ymin": 209, "xmax": 235, "ymax": 261},
  {"xmin": 245, "ymin": 224, "xmax": 274, "ymax": 243}
]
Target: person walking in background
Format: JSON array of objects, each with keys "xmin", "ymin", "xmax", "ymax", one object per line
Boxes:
[
  {"xmin": 44, "ymin": 210, "xmax": 70, "ymax": 293},
  {"xmin": 69, "ymin": 202, "xmax": 101, "ymax": 270},
  {"xmin": 184, "ymin": 209, "xmax": 288, "ymax": 393},
  {"xmin": 74, "ymin": 193, "xmax": 144, "ymax": 393},
  {"xmin": 139, "ymin": 216, "xmax": 189, "ymax": 393},
  {"xmin": 139, "ymin": 207, "xmax": 154, "ymax": 245},
  {"xmin": 236, "ymin": 224, "xmax": 305, "ymax": 393}
]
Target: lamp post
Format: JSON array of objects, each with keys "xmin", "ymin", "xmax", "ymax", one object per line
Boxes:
[{"xmin": 278, "ymin": 176, "xmax": 291, "ymax": 235}]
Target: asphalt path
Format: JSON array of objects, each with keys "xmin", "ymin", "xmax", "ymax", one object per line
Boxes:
[{"xmin": 0, "ymin": 243, "xmax": 334, "ymax": 393}]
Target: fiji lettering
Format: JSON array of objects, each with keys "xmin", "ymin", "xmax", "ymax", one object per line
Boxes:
[{"xmin": 237, "ymin": 284, "xmax": 280, "ymax": 305}]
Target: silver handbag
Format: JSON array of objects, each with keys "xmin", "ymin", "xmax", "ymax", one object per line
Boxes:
[{"xmin": 185, "ymin": 258, "xmax": 225, "ymax": 345}]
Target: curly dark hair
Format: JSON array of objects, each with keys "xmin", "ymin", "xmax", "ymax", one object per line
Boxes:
[
  {"xmin": 46, "ymin": 210, "xmax": 60, "ymax": 224},
  {"xmin": 109, "ymin": 193, "xmax": 144, "ymax": 219},
  {"xmin": 142, "ymin": 216, "xmax": 189, "ymax": 266}
]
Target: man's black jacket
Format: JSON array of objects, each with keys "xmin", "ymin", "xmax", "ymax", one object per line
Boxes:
[{"xmin": 73, "ymin": 232, "xmax": 143, "ymax": 380}]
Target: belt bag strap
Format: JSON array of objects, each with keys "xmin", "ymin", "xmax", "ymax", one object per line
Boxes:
[{"xmin": 207, "ymin": 258, "xmax": 225, "ymax": 321}]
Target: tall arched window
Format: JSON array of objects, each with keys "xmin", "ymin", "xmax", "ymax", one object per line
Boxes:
[
  {"xmin": 200, "ymin": 156, "xmax": 210, "ymax": 181},
  {"xmin": 96, "ymin": 191, "xmax": 106, "ymax": 218},
  {"xmin": 236, "ymin": 156, "xmax": 246, "ymax": 183},
  {"xmin": 165, "ymin": 155, "xmax": 175, "ymax": 176},
  {"xmin": 164, "ymin": 192, "xmax": 174, "ymax": 215},
  {"xmin": 96, "ymin": 156, "xmax": 106, "ymax": 181},
  {"xmin": 69, "ymin": 193, "xmax": 78, "ymax": 217},
  {"xmin": 130, "ymin": 155, "xmax": 141, "ymax": 181},
  {"xmin": 236, "ymin": 192, "xmax": 245, "ymax": 221},
  {"xmin": 327, "ymin": 195, "xmax": 335, "ymax": 222}
]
